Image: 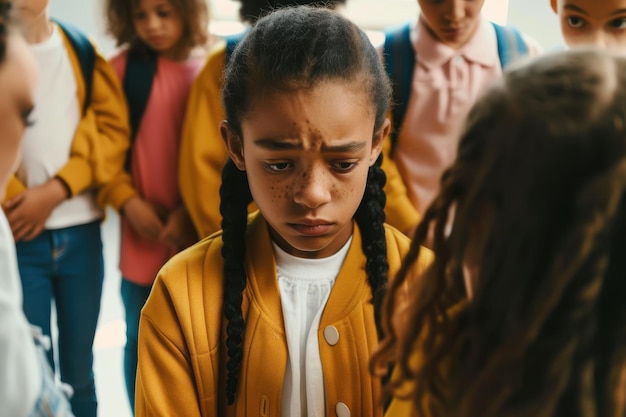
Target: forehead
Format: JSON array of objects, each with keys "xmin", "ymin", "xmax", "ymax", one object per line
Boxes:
[
  {"xmin": 559, "ymin": 0, "xmax": 626, "ymax": 16},
  {"xmin": 241, "ymin": 81, "xmax": 375, "ymax": 145}
]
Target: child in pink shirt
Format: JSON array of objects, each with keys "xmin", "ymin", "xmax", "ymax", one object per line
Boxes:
[
  {"xmin": 99, "ymin": 0, "xmax": 209, "ymax": 412},
  {"xmin": 382, "ymin": 0, "xmax": 540, "ymax": 236}
]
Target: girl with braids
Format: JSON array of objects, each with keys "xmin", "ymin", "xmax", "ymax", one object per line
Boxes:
[
  {"xmin": 178, "ymin": 0, "xmax": 348, "ymax": 240},
  {"xmin": 135, "ymin": 5, "xmax": 431, "ymax": 417},
  {"xmin": 372, "ymin": 47, "xmax": 626, "ymax": 417}
]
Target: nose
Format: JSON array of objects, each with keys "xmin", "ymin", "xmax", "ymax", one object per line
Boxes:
[
  {"xmin": 146, "ymin": 13, "xmax": 160, "ymax": 30},
  {"xmin": 293, "ymin": 164, "xmax": 332, "ymax": 209},
  {"xmin": 586, "ymin": 31, "xmax": 613, "ymax": 49},
  {"xmin": 444, "ymin": 0, "xmax": 466, "ymax": 21}
]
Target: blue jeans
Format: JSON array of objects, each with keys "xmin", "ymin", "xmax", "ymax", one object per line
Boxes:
[
  {"xmin": 121, "ymin": 278, "xmax": 152, "ymax": 415},
  {"xmin": 17, "ymin": 221, "xmax": 104, "ymax": 417}
]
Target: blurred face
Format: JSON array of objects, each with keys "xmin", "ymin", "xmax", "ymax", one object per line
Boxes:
[
  {"xmin": 0, "ymin": 33, "xmax": 38, "ymax": 198},
  {"xmin": 551, "ymin": 0, "xmax": 626, "ymax": 50},
  {"xmin": 417, "ymin": 0, "xmax": 486, "ymax": 49},
  {"xmin": 12, "ymin": 0, "xmax": 48, "ymax": 22},
  {"xmin": 221, "ymin": 81, "xmax": 387, "ymax": 259},
  {"xmin": 133, "ymin": 0, "xmax": 185, "ymax": 59}
]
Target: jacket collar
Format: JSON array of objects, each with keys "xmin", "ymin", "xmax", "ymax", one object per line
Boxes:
[{"xmin": 246, "ymin": 212, "xmax": 367, "ymax": 327}]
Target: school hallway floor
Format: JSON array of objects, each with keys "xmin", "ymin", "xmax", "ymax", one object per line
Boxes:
[{"xmin": 94, "ymin": 209, "xmax": 133, "ymax": 417}]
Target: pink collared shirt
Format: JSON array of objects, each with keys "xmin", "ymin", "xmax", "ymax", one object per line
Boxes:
[{"xmin": 393, "ymin": 17, "xmax": 538, "ymax": 214}]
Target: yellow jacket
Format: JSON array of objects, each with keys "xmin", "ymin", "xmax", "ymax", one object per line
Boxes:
[
  {"xmin": 381, "ymin": 117, "xmax": 421, "ymax": 235},
  {"xmin": 178, "ymin": 41, "xmax": 232, "ymax": 238},
  {"xmin": 5, "ymin": 24, "xmax": 129, "ymax": 201},
  {"xmin": 136, "ymin": 212, "xmax": 432, "ymax": 417}
]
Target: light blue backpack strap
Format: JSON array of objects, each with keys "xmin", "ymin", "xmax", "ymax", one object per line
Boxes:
[
  {"xmin": 492, "ymin": 21, "xmax": 529, "ymax": 69},
  {"xmin": 383, "ymin": 21, "xmax": 414, "ymax": 152}
]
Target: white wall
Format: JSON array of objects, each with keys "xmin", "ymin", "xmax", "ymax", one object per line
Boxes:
[{"xmin": 49, "ymin": 0, "xmax": 115, "ymax": 55}]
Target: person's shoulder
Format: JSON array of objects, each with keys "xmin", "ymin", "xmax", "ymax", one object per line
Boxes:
[
  {"xmin": 157, "ymin": 231, "xmax": 226, "ymax": 283},
  {"xmin": 192, "ymin": 40, "xmax": 227, "ymax": 84},
  {"xmin": 107, "ymin": 48, "xmax": 128, "ymax": 70}
]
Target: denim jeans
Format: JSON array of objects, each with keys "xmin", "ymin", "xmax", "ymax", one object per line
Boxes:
[
  {"xmin": 17, "ymin": 220, "xmax": 104, "ymax": 417},
  {"xmin": 120, "ymin": 279, "xmax": 152, "ymax": 415}
]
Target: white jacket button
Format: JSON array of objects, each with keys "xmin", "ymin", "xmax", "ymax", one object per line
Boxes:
[
  {"xmin": 324, "ymin": 325, "xmax": 339, "ymax": 345},
  {"xmin": 336, "ymin": 402, "xmax": 350, "ymax": 417}
]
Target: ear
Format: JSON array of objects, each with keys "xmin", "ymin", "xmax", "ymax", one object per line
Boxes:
[
  {"xmin": 369, "ymin": 118, "xmax": 390, "ymax": 166},
  {"xmin": 220, "ymin": 120, "xmax": 246, "ymax": 171},
  {"xmin": 550, "ymin": 0, "xmax": 557, "ymax": 14}
]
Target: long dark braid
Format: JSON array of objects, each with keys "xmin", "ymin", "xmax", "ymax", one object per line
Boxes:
[
  {"xmin": 220, "ymin": 5, "xmax": 392, "ymax": 405},
  {"xmin": 354, "ymin": 154, "xmax": 388, "ymax": 337},
  {"xmin": 219, "ymin": 159, "xmax": 253, "ymax": 405}
]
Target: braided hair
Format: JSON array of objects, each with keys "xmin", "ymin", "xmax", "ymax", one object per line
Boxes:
[
  {"xmin": 373, "ymin": 48, "xmax": 626, "ymax": 417},
  {"xmin": 219, "ymin": 5, "xmax": 391, "ymax": 404}
]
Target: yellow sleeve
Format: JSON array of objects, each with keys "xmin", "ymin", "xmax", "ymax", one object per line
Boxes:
[
  {"xmin": 56, "ymin": 32, "xmax": 130, "ymax": 197},
  {"xmin": 178, "ymin": 42, "xmax": 230, "ymax": 239},
  {"xmin": 4, "ymin": 177, "xmax": 26, "ymax": 202},
  {"xmin": 96, "ymin": 170, "xmax": 136, "ymax": 211},
  {"xmin": 135, "ymin": 269, "xmax": 202, "ymax": 417},
  {"xmin": 382, "ymin": 111, "xmax": 421, "ymax": 235}
]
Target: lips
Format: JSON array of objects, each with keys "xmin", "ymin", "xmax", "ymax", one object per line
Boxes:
[
  {"xmin": 147, "ymin": 36, "xmax": 166, "ymax": 45},
  {"xmin": 289, "ymin": 221, "xmax": 333, "ymax": 237}
]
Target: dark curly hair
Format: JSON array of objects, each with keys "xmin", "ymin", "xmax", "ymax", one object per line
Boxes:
[
  {"xmin": 105, "ymin": 0, "xmax": 209, "ymax": 53},
  {"xmin": 0, "ymin": 0, "xmax": 10, "ymax": 63},
  {"xmin": 219, "ymin": 5, "xmax": 391, "ymax": 405},
  {"xmin": 372, "ymin": 48, "xmax": 626, "ymax": 417},
  {"xmin": 234, "ymin": 0, "xmax": 347, "ymax": 23}
]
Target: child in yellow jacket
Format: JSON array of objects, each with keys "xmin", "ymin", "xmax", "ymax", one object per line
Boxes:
[
  {"xmin": 4, "ymin": 1, "xmax": 129, "ymax": 416},
  {"xmin": 136, "ymin": 6, "xmax": 431, "ymax": 416}
]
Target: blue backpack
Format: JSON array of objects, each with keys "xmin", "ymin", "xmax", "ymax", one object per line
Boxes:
[{"xmin": 382, "ymin": 21, "xmax": 529, "ymax": 149}]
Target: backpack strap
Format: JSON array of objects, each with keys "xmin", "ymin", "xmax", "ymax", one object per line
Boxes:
[
  {"xmin": 492, "ymin": 22, "xmax": 528, "ymax": 69},
  {"xmin": 383, "ymin": 22, "xmax": 414, "ymax": 153},
  {"xmin": 224, "ymin": 30, "xmax": 248, "ymax": 64},
  {"xmin": 124, "ymin": 48, "xmax": 158, "ymax": 140},
  {"xmin": 52, "ymin": 19, "xmax": 95, "ymax": 115},
  {"xmin": 123, "ymin": 48, "xmax": 158, "ymax": 168}
]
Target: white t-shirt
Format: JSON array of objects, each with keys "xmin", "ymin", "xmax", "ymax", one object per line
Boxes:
[
  {"xmin": 274, "ymin": 237, "xmax": 351, "ymax": 417},
  {"xmin": 17, "ymin": 25, "xmax": 102, "ymax": 229},
  {"xmin": 0, "ymin": 210, "xmax": 41, "ymax": 417}
]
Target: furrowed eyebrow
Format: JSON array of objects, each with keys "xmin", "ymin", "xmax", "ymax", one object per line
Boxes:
[
  {"xmin": 254, "ymin": 138, "xmax": 301, "ymax": 150},
  {"xmin": 609, "ymin": 8, "xmax": 626, "ymax": 16},
  {"xmin": 254, "ymin": 138, "xmax": 367, "ymax": 153},
  {"xmin": 320, "ymin": 141, "xmax": 367, "ymax": 153}
]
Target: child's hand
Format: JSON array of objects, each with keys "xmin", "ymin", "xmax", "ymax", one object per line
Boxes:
[
  {"xmin": 2, "ymin": 179, "xmax": 68, "ymax": 242},
  {"xmin": 159, "ymin": 206, "xmax": 197, "ymax": 250},
  {"xmin": 122, "ymin": 196, "xmax": 165, "ymax": 241}
]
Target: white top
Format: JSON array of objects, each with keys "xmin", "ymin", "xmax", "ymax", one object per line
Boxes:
[
  {"xmin": 0, "ymin": 210, "xmax": 41, "ymax": 417},
  {"xmin": 274, "ymin": 238, "xmax": 351, "ymax": 417},
  {"xmin": 17, "ymin": 25, "xmax": 102, "ymax": 229}
]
